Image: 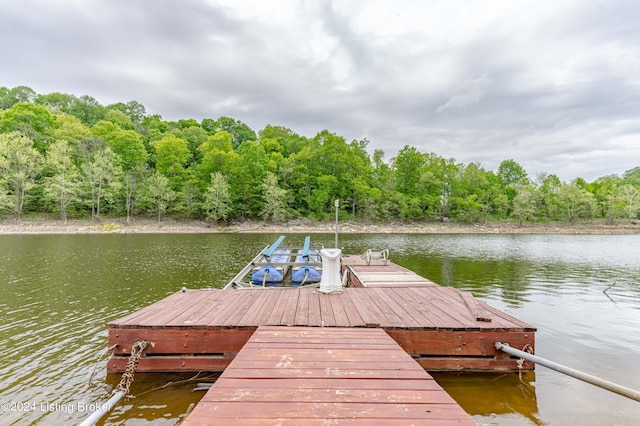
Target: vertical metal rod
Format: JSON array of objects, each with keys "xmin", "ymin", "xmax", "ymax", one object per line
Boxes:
[
  {"xmin": 334, "ymin": 199, "xmax": 339, "ymax": 248},
  {"xmin": 495, "ymin": 342, "xmax": 640, "ymax": 402}
]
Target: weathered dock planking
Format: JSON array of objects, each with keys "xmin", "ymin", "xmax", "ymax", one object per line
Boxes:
[
  {"xmin": 181, "ymin": 326, "xmax": 477, "ymax": 425},
  {"xmin": 107, "ymin": 258, "xmax": 535, "ymax": 373},
  {"xmin": 342, "ymin": 254, "xmax": 439, "ymax": 287}
]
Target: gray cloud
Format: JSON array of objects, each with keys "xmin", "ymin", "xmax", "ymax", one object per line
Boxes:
[
  {"xmin": 1, "ymin": 0, "xmax": 639, "ymax": 181},
  {"xmin": 437, "ymin": 74, "xmax": 493, "ymax": 112}
]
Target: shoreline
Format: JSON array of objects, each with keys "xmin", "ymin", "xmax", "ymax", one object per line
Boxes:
[{"xmin": 0, "ymin": 218, "xmax": 638, "ymax": 235}]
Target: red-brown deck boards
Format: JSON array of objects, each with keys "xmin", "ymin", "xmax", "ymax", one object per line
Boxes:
[
  {"xmin": 182, "ymin": 326, "xmax": 477, "ymax": 425},
  {"xmin": 279, "ymin": 287, "xmax": 300, "ymax": 326},
  {"xmin": 294, "ymin": 287, "xmax": 310, "ymax": 325},
  {"xmin": 164, "ymin": 289, "xmax": 229, "ymax": 327},
  {"xmin": 107, "ymin": 263, "xmax": 536, "ymax": 372}
]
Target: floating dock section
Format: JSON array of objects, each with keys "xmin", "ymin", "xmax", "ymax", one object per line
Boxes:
[
  {"xmin": 182, "ymin": 326, "xmax": 476, "ymax": 425},
  {"xmin": 107, "ymin": 258, "xmax": 535, "ymax": 373}
]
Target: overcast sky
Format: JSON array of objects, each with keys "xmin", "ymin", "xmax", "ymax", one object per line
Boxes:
[{"xmin": 1, "ymin": 0, "xmax": 639, "ymax": 181}]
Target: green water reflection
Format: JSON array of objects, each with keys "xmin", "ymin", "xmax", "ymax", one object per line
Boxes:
[{"xmin": 1, "ymin": 233, "xmax": 639, "ymax": 425}]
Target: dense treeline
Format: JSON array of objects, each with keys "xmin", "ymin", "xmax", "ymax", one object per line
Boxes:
[{"xmin": 1, "ymin": 85, "xmax": 639, "ymax": 225}]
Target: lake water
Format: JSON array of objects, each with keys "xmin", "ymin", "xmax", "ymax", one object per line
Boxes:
[{"xmin": 1, "ymin": 233, "xmax": 639, "ymax": 425}]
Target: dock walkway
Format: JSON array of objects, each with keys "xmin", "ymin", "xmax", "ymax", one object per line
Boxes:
[{"xmin": 182, "ymin": 326, "xmax": 477, "ymax": 425}]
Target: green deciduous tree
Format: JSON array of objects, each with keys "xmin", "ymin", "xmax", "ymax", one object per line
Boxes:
[
  {"xmin": 234, "ymin": 141, "xmax": 268, "ymax": 217},
  {"xmin": 175, "ymin": 126, "xmax": 208, "ymax": 165},
  {"xmin": 144, "ymin": 171, "xmax": 176, "ymax": 223},
  {"xmin": 343, "ymin": 139, "xmax": 372, "ymax": 216},
  {"xmin": 360, "ymin": 186, "xmax": 381, "ymax": 219},
  {"xmin": 0, "ymin": 147, "xmax": 13, "ymax": 213},
  {"xmin": 558, "ymin": 181, "xmax": 596, "ymax": 222},
  {"xmin": 538, "ymin": 173, "xmax": 562, "ymax": 221},
  {"xmin": 0, "ymin": 86, "xmax": 11, "ymax": 109},
  {"xmin": 107, "ymin": 100, "xmax": 147, "ymax": 127},
  {"xmin": 140, "ymin": 114, "xmax": 169, "ymax": 147},
  {"xmin": 151, "ymin": 134, "xmax": 190, "ymax": 189},
  {"xmin": 79, "ymin": 139, "xmax": 122, "ymax": 219},
  {"xmin": 0, "ymin": 103, "xmax": 55, "ymax": 151},
  {"xmin": 259, "ymin": 125, "xmax": 308, "ymax": 156},
  {"xmin": 203, "ymin": 172, "xmax": 231, "ymax": 222},
  {"xmin": 177, "ymin": 174, "xmax": 201, "ymax": 221},
  {"xmin": 104, "ymin": 109, "xmax": 135, "ymax": 130},
  {"xmin": 52, "ymin": 114, "xmax": 92, "ymax": 144},
  {"xmin": 498, "ymin": 159, "xmax": 529, "ymax": 214},
  {"xmin": 622, "ymin": 167, "xmax": 640, "ymax": 187},
  {"xmin": 591, "ymin": 175, "xmax": 620, "ymax": 223},
  {"xmin": 197, "ymin": 131, "xmax": 240, "ymax": 184},
  {"xmin": 498, "ymin": 159, "xmax": 529, "ymax": 188},
  {"xmin": 124, "ymin": 166, "xmax": 146, "ymax": 224},
  {"xmin": 91, "ymin": 120, "xmax": 148, "ymax": 171},
  {"xmin": 69, "ymin": 95, "xmax": 105, "ymax": 126},
  {"xmin": 260, "ymin": 172, "xmax": 288, "ymax": 222},
  {"xmin": 371, "ymin": 149, "xmax": 393, "ymax": 191},
  {"xmin": 422, "ymin": 155, "xmax": 460, "ymax": 218},
  {"xmin": 453, "ymin": 162, "xmax": 490, "ymax": 222},
  {"xmin": 284, "ymin": 147, "xmax": 314, "ymax": 215},
  {"xmin": 453, "ymin": 194, "xmax": 483, "ymax": 223},
  {"xmin": 1, "ymin": 86, "xmax": 36, "ymax": 108},
  {"xmin": 392, "ymin": 146, "xmax": 423, "ymax": 199},
  {"xmin": 0, "ymin": 181, "xmax": 11, "ymax": 214},
  {"xmin": 35, "ymin": 92, "xmax": 77, "ymax": 113},
  {"xmin": 349, "ymin": 176, "xmax": 373, "ymax": 218},
  {"xmin": 302, "ymin": 131, "xmax": 371, "ymax": 216},
  {"xmin": 512, "ymin": 185, "xmax": 538, "ymax": 226},
  {"xmin": 617, "ymin": 184, "xmax": 639, "ymax": 222},
  {"xmin": 0, "ymin": 132, "xmax": 43, "ymax": 220},
  {"xmin": 207, "ymin": 116, "xmax": 256, "ymax": 149},
  {"xmin": 43, "ymin": 140, "xmax": 81, "ymax": 224},
  {"xmin": 308, "ymin": 188, "xmax": 330, "ymax": 219}
]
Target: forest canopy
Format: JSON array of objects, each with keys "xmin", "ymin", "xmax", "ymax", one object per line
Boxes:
[{"xmin": 1, "ymin": 85, "xmax": 639, "ymax": 224}]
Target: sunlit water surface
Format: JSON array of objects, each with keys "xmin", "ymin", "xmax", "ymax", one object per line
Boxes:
[{"xmin": 0, "ymin": 233, "xmax": 639, "ymax": 425}]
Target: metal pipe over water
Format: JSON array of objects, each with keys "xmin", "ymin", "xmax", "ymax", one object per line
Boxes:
[
  {"xmin": 495, "ymin": 342, "xmax": 640, "ymax": 402},
  {"xmin": 78, "ymin": 391, "xmax": 124, "ymax": 426}
]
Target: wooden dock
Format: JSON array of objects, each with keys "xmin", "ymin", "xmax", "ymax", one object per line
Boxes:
[
  {"xmin": 107, "ymin": 260, "xmax": 535, "ymax": 373},
  {"xmin": 181, "ymin": 326, "xmax": 477, "ymax": 425}
]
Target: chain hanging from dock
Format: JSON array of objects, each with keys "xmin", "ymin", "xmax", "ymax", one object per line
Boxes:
[
  {"xmin": 115, "ymin": 340, "xmax": 150, "ymax": 396},
  {"xmin": 79, "ymin": 340, "xmax": 153, "ymax": 426},
  {"xmin": 516, "ymin": 344, "xmax": 534, "ymax": 382}
]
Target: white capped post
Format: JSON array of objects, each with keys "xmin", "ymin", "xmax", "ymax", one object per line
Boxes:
[{"xmin": 319, "ymin": 248, "xmax": 343, "ymax": 293}]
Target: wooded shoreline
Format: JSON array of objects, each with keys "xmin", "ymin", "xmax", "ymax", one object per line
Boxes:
[{"xmin": 1, "ymin": 218, "xmax": 638, "ymax": 235}]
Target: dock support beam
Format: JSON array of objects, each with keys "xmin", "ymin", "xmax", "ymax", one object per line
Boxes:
[{"xmin": 495, "ymin": 342, "xmax": 640, "ymax": 402}]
